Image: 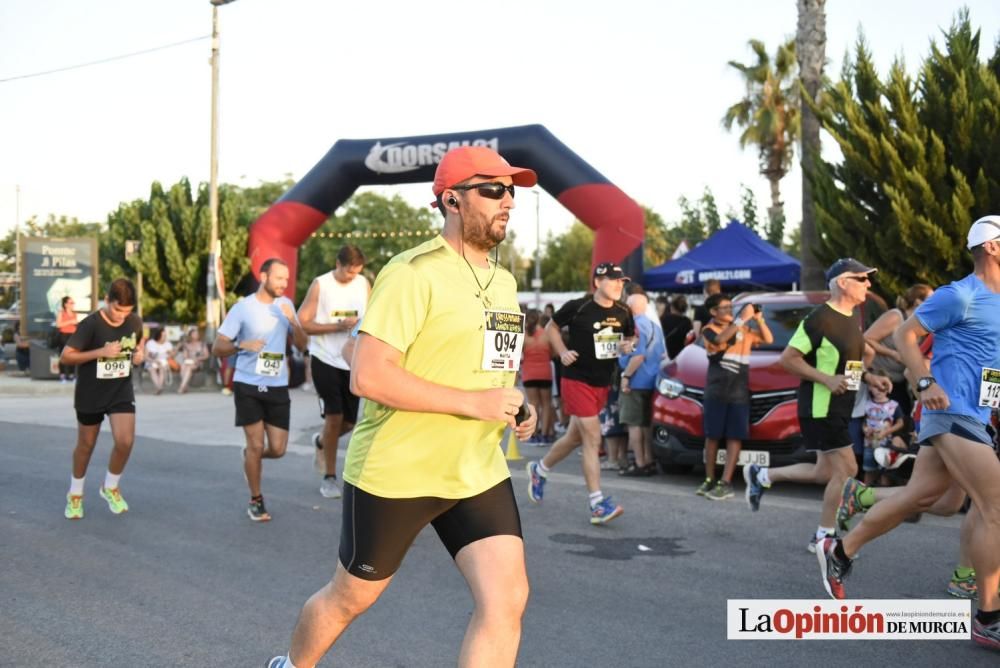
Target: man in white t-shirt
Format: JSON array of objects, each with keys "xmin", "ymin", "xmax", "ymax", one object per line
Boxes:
[{"xmin": 297, "ymin": 244, "xmax": 370, "ymax": 498}]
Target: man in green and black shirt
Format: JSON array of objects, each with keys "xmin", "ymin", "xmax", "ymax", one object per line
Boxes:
[{"xmin": 743, "ymin": 259, "xmax": 892, "ymax": 552}]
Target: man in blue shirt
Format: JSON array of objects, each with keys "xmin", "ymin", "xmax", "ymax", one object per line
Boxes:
[
  {"xmin": 618, "ymin": 287, "xmax": 666, "ymax": 476},
  {"xmin": 213, "ymin": 258, "xmax": 308, "ymax": 522},
  {"xmin": 816, "ymin": 216, "xmax": 1000, "ymax": 652}
]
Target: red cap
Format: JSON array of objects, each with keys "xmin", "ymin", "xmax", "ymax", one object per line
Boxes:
[{"xmin": 431, "ymin": 146, "xmax": 537, "ymax": 206}]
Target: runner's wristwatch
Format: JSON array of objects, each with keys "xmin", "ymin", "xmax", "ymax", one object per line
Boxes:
[{"xmin": 916, "ymin": 376, "xmax": 936, "ymax": 392}]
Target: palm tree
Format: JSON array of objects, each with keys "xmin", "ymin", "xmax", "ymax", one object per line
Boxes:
[
  {"xmin": 797, "ymin": 0, "xmax": 827, "ymax": 289},
  {"xmin": 722, "ymin": 38, "xmax": 800, "ymax": 236}
]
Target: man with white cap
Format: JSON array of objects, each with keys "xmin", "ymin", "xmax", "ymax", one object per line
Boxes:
[
  {"xmin": 743, "ymin": 258, "xmax": 891, "ymax": 553},
  {"xmin": 267, "ymin": 146, "xmax": 538, "ymax": 668},
  {"xmin": 816, "ymin": 216, "xmax": 1000, "ymax": 652}
]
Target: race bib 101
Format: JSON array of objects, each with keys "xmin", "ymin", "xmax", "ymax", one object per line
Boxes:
[
  {"xmin": 255, "ymin": 352, "xmax": 284, "ymax": 377},
  {"xmin": 593, "ymin": 330, "xmax": 622, "ymax": 360},
  {"xmin": 97, "ymin": 354, "xmax": 131, "ymax": 380},
  {"xmin": 482, "ymin": 310, "xmax": 525, "ymax": 371}
]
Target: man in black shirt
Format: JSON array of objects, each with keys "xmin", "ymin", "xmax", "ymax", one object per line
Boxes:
[
  {"xmin": 526, "ymin": 262, "xmax": 636, "ymax": 524},
  {"xmin": 743, "ymin": 259, "xmax": 891, "ymax": 552},
  {"xmin": 659, "ymin": 294, "xmax": 693, "ymax": 360},
  {"xmin": 60, "ymin": 278, "xmax": 145, "ymax": 519}
]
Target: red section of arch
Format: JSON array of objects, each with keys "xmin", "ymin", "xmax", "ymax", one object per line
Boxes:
[
  {"xmin": 556, "ymin": 183, "xmax": 644, "ymax": 271},
  {"xmin": 247, "ymin": 200, "xmax": 328, "ymax": 296}
]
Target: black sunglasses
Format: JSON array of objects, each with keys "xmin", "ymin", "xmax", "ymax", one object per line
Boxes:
[
  {"xmin": 451, "ymin": 182, "xmax": 516, "ymax": 200},
  {"xmin": 844, "ymin": 275, "xmax": 871, "ymax": 283}
]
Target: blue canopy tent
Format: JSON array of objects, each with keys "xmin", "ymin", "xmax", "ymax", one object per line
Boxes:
[{"xmin": 643, "ymin": 221, "xmax": 800, "ymax": 292}]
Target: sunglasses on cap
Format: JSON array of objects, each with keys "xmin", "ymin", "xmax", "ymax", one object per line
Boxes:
[{"xmin": 451, "ymin": 182, "xmax": 516, "ymax": 200}]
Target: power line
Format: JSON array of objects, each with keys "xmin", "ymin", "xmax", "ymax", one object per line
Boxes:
[{"xmin": 0, "ymin": 35, "xmax": 211, "ymax": 84}]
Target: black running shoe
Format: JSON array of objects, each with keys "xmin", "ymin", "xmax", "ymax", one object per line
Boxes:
[{"xmin": 248, "ymin": 496, "xmax": 271, "ymax": 522}]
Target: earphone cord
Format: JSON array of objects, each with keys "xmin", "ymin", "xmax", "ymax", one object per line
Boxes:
[
  {"xmin": 457, "ymin": 219, "xmax": 499, "ymax": 297},
  {"xmin": 461, "ymin": 245, "xmax": 499, "ymax": 296}
]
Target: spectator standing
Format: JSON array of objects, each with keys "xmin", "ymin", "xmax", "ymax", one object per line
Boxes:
[
  {"xmin": 660, "ymin": 295, "xmax": 693, "ymax": 360},
  {"xmin": 55, "ymin": 296, "xmax": 78, "ymax": 381},
  {"xmin": 691, "ymin": 279, "xmax": 721, "ymax": 338},
  {"xmin": 618, "ymin": 288, "xmax": 666, "ymax": 476},
  {"xmin": 520, "ymin": 308, "xmax": 556, "ymax": 444},
  {"xmin": 697, "ymin": 295, "xmax": 772, "ymax": 499},
  {"xmin": 863, "ymin": 283, "xmax": 934, "ymax": 422}
]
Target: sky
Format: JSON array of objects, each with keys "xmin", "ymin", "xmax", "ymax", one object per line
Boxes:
[{"xmin": 2, "ymin": 0, "xmax": 999, "ymax": 259}]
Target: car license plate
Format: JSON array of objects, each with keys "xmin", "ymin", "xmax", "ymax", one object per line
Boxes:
[{"xmin": 715, "ymin": 450, "xmax": 770, "ymax": 467}]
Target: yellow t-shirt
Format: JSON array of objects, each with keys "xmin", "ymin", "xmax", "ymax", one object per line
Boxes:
[{"xmin": 343, "ymin": 235, "xmax": 519, "ymax": 499}]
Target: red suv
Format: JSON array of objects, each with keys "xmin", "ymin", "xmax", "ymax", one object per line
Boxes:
[{"xmin": 652, "ymin": 291, "xmax": 829, "ymax": 473}]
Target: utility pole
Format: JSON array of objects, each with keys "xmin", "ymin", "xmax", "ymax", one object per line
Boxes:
[
  {"xmin": 532, "ymin": 190, "xmax": 542, "ymax": 309},
  {"xmin": 206, "ymin": 0, "xmax": 238, "ymax": 340}
]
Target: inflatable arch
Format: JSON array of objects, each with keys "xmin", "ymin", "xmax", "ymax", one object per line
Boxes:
[{"xmin": 248, "ymin": 124, "xmax": 644, "ymax": 296}]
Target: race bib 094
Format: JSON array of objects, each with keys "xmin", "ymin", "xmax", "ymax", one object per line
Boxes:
[{"xmin": 482, "ymin": 310, "xmax": 525, "ymax": 371}]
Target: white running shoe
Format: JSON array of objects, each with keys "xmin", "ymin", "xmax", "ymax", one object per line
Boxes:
[{"xmin": 320, "ymin": 476, "xmax": 342, "ymax": 499}]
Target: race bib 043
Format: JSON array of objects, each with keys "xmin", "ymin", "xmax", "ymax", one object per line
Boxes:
[
  {"xmin": 255, "ymin": 352, "xmax": 285, "ymax": 378},
  {"xmin": 482, "ymin": 310, "xmax": 525, "ymax": 371},
  {"xmin": 96, "ymin": 354, "xmax": 131, "ymax": 380}
]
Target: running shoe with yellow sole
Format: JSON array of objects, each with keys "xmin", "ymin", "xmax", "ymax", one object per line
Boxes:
[
  {"xmin": 99, "ymin": 486, "xmax": 129, "ymax": 514},
  {"xmin": 64, "ymin": 493, "xmax": 84, "ymax": 520}
]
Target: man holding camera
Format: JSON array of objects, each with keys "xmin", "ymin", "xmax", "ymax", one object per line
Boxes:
[{"xmin": 696, "ymin": 294, "xmax": 772, "ymax": 500}]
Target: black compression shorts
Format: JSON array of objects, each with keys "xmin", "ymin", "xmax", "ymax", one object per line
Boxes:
[{"xmin": 338, "ymin": 478, "xmax": 522, "ymax": 581}]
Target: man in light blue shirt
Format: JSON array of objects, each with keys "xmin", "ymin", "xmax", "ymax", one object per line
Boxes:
[
  {"xmin": 618, "ymin": 288, "xmax": 666, "ymax": 476},
  {"xmin": 213, "ymin": 258, "xmax": 308, "ymax": 522},
  {"xmin": 818, "ymin": 216, "xmax": 1000, "ymax": 652}
]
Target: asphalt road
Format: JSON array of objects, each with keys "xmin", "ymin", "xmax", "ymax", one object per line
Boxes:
[{"xmin": 1, "ymin": 390, "xmax": 997, "ymax": 667}]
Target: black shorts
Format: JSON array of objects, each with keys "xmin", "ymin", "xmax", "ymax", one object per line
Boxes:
[
  {"xmin": 311, "ymin": 357, "xmax": 359, "ymax": 423},
  {"xmin": 800, "ymin": 415, "xmax": 853, "ymax": 453},
  {"xmin": 233, "ymin": 382, "xmax": 290, "ymax": 430},
  {"xmin": 523, "ymin": 379, "xmax": 551, "ymax": 389},
  {"xmin": 339, "ymin": 478, "xmax": 522, "ymax": 581},
  {"xmin": 703, "ymin": 398, "xmax": 749, "ymax": 440},
  {"xmin": 76, "ymin": 401, "xmax": 135, "ymax": 426}
]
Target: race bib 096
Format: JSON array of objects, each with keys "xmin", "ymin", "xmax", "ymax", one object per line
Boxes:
[{"xmin": 97, "ymin": 354, "xmax": 131, "ymax": 380}]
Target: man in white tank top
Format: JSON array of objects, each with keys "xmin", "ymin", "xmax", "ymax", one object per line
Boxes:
[{"xmin": 297, "ymin": 245, "xmax": 370, "ymax": 498}]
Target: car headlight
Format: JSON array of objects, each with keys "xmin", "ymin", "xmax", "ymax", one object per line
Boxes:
[{"xmin": 657, "ymin": 377, "xmax": 685, "ymax": 398}]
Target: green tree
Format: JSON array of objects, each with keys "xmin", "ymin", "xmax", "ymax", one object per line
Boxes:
[
  {"xmin": 810, "ymin": 11, "xmax": 1000, "ymax": 297},
  {"xmin": 739, "ymin": 185, "xmax": 762, "ymax": 235},
  {"xmin": 797, "ymin": 0, "xmax": 828, "ymax": 288},
  {"xmin": 101, "ymin": 178, "xmax": 252, "ymax": 321},
  {"xmin": 642, "ymin": 206, "xmax": 673, "ymax": 269},
  {"xmin": 539, "ymin": 222, "xmax": 595, "ymax": 292},
  {"xmin": 296, "ymin": 192, "xmax": 439, "ymax": 301},
  {"xmin": 723, "ymin": 38, "xmax": 800, "ymax": 240},
  {"xmin": 700, "ymin": 187, "xmax": 722, "ymax": 235}
]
